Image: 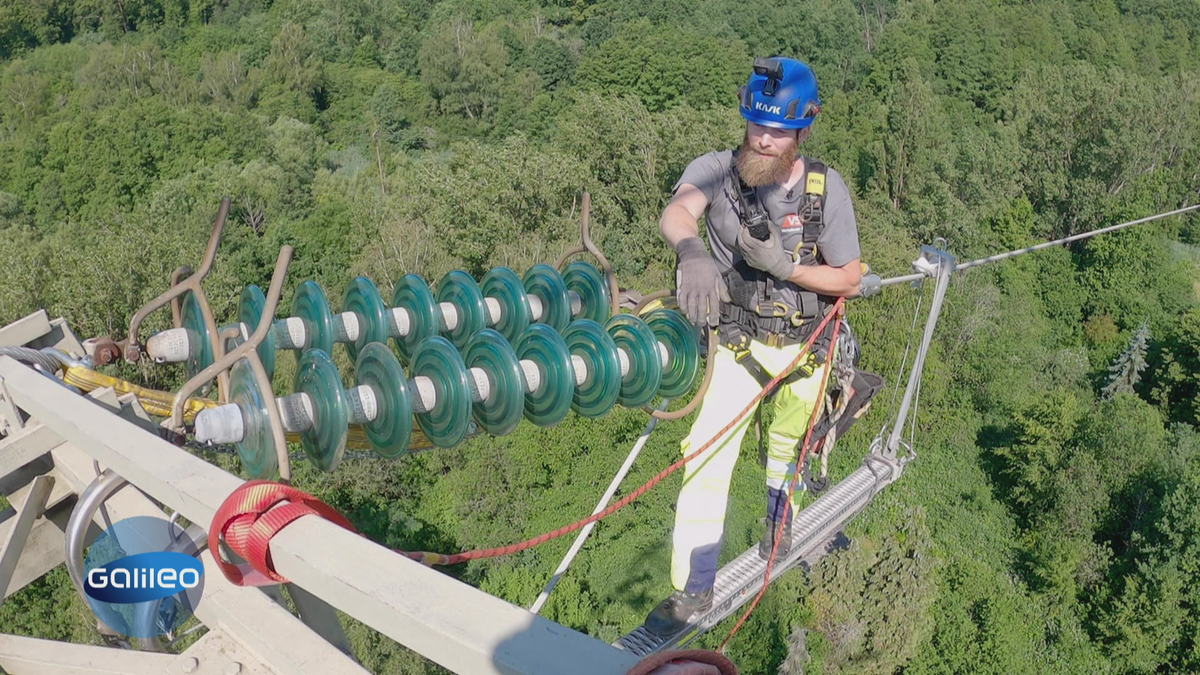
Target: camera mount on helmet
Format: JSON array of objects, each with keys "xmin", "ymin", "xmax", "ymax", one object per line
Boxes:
[
  {"xmin": 752, "ymin": 57, "xmax": 784, "ymax": 80},
  {"xmin": 753, "ymin": 57, "xmax": 784, "ymax": 95}
]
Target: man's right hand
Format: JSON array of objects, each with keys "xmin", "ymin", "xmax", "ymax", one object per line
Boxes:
[{"xmin": 675, "ymin": 237, "xmax": 731, "ymax": 328}]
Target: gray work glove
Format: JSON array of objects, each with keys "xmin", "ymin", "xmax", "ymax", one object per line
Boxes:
[
  {"xmin": 858, "ymin": 272, "xmax": 881, "ymax": 298},
  {"xmin": 675, "ymin": 237, "xmax": 730, "ymax": 328},
  {"xmin": 736, "ymin": 223, "xmax": 795, "ymax": 281}
]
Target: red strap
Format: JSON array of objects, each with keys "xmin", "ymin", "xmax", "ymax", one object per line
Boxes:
[{"xmin": 209, "ymin": 480, "xmax": 356, "ymax": 586}]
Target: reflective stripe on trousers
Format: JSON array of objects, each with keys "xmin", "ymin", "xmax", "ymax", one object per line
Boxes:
[{"xmin": 670, "ymin": 336, "xmax": 828, "ymax": 594}]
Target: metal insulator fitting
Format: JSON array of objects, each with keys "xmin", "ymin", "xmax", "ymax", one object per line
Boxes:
[{"xmin": 89, "ymin": 338, "xmax": 123, "ymax": 366}]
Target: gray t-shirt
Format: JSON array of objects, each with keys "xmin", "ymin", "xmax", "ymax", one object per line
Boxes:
[{"xmin": 672, "ymin": 150, "xmax": 861, "ymax": 272}]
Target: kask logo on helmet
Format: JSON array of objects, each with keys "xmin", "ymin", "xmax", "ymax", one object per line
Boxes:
[
  {"xmin": 754, "ymin": 101, "xmax": 783, "ymax": 115},
  {"xmin": 82, "ymin": 515, "xmax": 205, "ymax": 639}
]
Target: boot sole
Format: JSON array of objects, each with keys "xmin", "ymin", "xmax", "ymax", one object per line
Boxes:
[{"xmin": 644, "ymin": 603, "xmax": 714, "ymax": 638}]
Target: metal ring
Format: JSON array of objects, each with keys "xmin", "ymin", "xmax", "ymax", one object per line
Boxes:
[{"xmin": 64, "ymin": 471, "xmax": 170, "ymax": 651}]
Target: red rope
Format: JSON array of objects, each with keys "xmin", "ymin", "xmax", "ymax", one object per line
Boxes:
[
  {"xmin": 718, "ymin": 309, "xmax": 843, "ymax": 652},
  {"xmin": 209, "ymin": 301, "xmax": 845, "ymax": 587}
]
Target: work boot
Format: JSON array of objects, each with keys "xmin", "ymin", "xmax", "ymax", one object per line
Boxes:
[
  {"xmin": 644, "ymin": 588, "xmax": 713, "ymax": 637},
  {"xmin": 758, "ymin": 518, "xmax": 793, "ymax": 561}
]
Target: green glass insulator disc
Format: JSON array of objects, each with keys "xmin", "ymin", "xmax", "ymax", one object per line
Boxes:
[
  {"xmin": 523, "ymin": 264, "xmax": 572, "ymax": 333},
  {"xmin": 480, "ymin": 267, "xmax": 531, "ymax": 342},
  {"xmin": 180, "ymin": 291, "xmax": 214, "ymax": 379},
  {"xmin": 392, "ymin": 275, "xmax": 438, "ymax": 363},
  {"xmin": 411, "ymin": 336, "xmax": 472, "ymax": 448},
  {"xmin": 237, "ymin": 285, "xmax": 276, "ymax": 379},
  {"xmin": 464, "ymin": 329, "xmax": 524, "ymax": 437},
  {"xmin": 229, "ymin": 359, "xmax": 277, "ymax": 479},
  {"xmin": 607, "ymin": 314, "xmax": 662, "ymax": 408},
  {"xmin": 562, "ymin": 261, "xmax": 611, "ymax": 323},
  {"xmin": 515, "ymin": 324, "xmax": 575, "ymax": 427},
  {"xmin": 291, "ymin": 281, "xmax": 334, "ymax": 356},
  {"xmin": 562, "ymin": 319, "xmax": 621, "ymax": 418},
  {"xmin": 644, "ymin": 309, "xmax": 701, "ymax": 398},
  {"xmin": 294, "ymin": 349, "xmax": 349, "ymax": 472},
  {"xmin": 354, "ymin": 342, "xmax": 413, "ymax": 459},
  {"xmin": 342, "ymin": 277, "xmax": 388, "ymax": 363},
  {"xmin": 435, "ymin": 271, "xmax": 487, "ymax": 349}
]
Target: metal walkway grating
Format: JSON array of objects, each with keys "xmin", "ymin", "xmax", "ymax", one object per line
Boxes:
[{"xmin": 615, "ymin": 454, "xmax": 898, "ymax": 656}]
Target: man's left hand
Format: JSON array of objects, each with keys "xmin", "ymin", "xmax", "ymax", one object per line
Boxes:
[{"xmin": 736, "ymin": 224, "xmax": 795, "ymax": 281}]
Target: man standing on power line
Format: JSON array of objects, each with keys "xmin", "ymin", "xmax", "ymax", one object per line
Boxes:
[{"xmin": 646, "ymin": 56, "xmax": 875, "ymax": 636}]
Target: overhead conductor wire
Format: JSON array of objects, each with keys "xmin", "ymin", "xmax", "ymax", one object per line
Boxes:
[{"xmin": 880, "ymin": 204, "xmax": 1200, "ymax": 286}]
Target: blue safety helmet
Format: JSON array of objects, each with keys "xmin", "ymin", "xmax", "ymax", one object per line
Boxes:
[{"xmin": 738, "ymin": 57, "xmax": 821, "ymax": 130}]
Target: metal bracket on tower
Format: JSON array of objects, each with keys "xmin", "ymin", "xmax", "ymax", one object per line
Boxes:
[
  {"xmin": 909, "ymin": 239, "xmax": 952, "ymax": 283},
  {"xmin": 0, "ymin": 375, "xmax": 25, "ymax": 436},
  {"xmin": 883, "ymin": 244, "xmax": 956, "ymax": 460}
]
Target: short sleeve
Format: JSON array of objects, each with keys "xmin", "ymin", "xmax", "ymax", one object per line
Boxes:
[
  {"xmin": 672, "ymin": 152, "xmax": 728, "ymax": 205},
  {"xmin": 816, "ymin": 168, "xmax": 861, "ymax": 267}
]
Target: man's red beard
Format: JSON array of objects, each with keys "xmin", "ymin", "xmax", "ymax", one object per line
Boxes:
[{"xmin": 735, "ymin": 133, "xmax": 798, "ymax": 187}]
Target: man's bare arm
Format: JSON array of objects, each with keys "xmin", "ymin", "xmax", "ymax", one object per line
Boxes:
[
  {"xmin": 786, "ymin": 258, "xmax": 862, "ymax": 297},
  {"xmin": 659, "ymin": 184, "xmax": 708, "ymax": 250}
]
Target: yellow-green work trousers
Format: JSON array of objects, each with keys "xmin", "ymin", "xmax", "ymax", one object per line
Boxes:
[{"xmin": 670, "ymin": 335, "xmax": 827, "ymax": 594}]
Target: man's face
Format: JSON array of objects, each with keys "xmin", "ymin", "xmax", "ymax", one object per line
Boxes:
[{"xmin": 736, "ymin": 122, "xmax": 804, "ymax": 187}]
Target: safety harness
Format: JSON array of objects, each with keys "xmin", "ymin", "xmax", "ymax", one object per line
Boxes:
[
  {"xmin": 718, "ymin": 153, "xmax": 837, "ymax": 397},
  {"xmin": 718, "ymin": 155, "xmax": 883, "ymax": 474},
  {"xmin": 720, "ymin": 153, "xmax": 835, "ymax": 352}
]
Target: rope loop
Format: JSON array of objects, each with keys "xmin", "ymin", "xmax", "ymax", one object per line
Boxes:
[
  {"xmin": 209, "ymin": 480, "xmax": 356, "ymax": 586},
  {"xmin": 626, "ymin": 650, "xmax": 738, "ymax": 675}
]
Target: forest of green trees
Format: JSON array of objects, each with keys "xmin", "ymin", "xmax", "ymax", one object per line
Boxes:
[{"xmin": 1, "ymin": 0, "xmax": 1199, "ymax": 672}]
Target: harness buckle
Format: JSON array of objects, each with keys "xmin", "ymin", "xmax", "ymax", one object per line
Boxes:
[
  {"xmin": 725, "ymin": 331, "xmax": 751, "ymax": 354},
  {"xmin": 789, "ymin": 311, "xmax": 806, "ymax": 327},
  {"xmin": 796, "ymin": 354, "xmax": 817, "ymax": 377}
]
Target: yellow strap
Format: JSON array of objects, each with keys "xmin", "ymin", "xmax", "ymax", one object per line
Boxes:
[
  {"xmin": 62, "ymin": 366, "xmax": 216, "ymax": 422},
  {"xmin": 60, "ymin": 365, "xmax": 437, "ymax": 451}
]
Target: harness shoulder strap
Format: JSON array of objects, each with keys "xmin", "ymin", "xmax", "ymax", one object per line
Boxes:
[
  {"xmin": 728, "ymin": 151, "xmax": 771, "ymax": 231},
  {"xmin": 798, "ymin": 158, "xmax": 828, "ymax": 246},
  {"xmin": 804, "ymin": 159, "xmax": 827, "ymax": 197}
]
